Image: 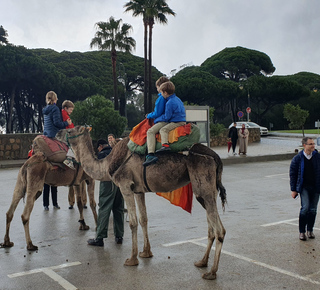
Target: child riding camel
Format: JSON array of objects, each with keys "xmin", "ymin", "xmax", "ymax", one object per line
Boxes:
[{"xmin": 143, "ymin": 81, "xmax": 186, "ymax": 166}]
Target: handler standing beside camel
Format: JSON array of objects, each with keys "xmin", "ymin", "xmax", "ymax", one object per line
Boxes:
[
  {"xmin": 290, "ymin": 137, "xmax": 320, "ymax": 241},
  {"xmin": 87, "ymin": 135, "xmax": 124, "ymax": 246}
]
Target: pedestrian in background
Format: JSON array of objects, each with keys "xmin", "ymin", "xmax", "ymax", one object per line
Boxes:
[
  {"xmin": 290, "ymin": 137, "xmax": 320, "ymax": 241},
  {"xmin": 238, "ymin": 124, "xmax": 249, "ymax": 155},
  {"xmin": 228, "ymin": 122, "xmax": 238, "ymax": 155}
]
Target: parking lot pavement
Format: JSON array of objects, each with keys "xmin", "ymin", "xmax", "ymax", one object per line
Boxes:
[{"xmin": 1, "ymin": 160, "xmax": 320, "ymax": 289}]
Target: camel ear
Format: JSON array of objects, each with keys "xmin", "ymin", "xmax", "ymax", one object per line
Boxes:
[{"xmin": 86, "ymin": 126, "xmax": 92, "ymax": 132}]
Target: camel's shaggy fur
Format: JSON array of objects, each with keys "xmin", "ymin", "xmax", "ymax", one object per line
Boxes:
[
  {"xmin": 56, "ymin": 126, "xmax": 227, "ymax": 280},
  {"xmin": 1, "ymin": 152, "xmax": 97, "ymax": 251}
]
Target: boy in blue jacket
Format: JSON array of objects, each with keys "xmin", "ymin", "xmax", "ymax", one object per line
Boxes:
[
  {"xmin": 143, "ymin": 81, "xmax": 186, "ymax": 166},
  {"xmin": 145, "ymin": 76, "xmax": 169, "ymax": 120}
]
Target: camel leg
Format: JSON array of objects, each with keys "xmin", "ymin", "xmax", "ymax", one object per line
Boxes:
[
  {"xmin": 74, "ymin": 185, "xmax": 89, "ymax": 230},
  {"xmin": 1, "ymin": 181, "xmax": 26, "ymax": 248},
  {"xmin": 194, "ymin": 217, "xmax": 215, "ymax": 268},
  {"xmin": 135, "ymin": 193, "xmax": 153, "ymax": 258},
  {"xmin": 21, "ymin": 190, "xmax": 39, "ymax": 251},
  {"xmin": 121, "ymin": 191, "xmax": 139, "ymax": 266},
  {"xmin": 201, "ymin": 198, "xmax": 226, "ymax": 280},
  {"xmin": 85, "ymin": 179, "xmax": 97, "ymax": 226},
  {"xmin": 188, "ymin": 159, "xmax": 226, "ymax": 280}
]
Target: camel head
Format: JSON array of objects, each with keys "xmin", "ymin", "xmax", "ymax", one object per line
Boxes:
[
  {"xmin": 56, "ymin": 125, "xmax": 112, "ymax": 181},
  {"xmin": 56, "ymin": 125, "xmax": 92, "ymax": 146}
]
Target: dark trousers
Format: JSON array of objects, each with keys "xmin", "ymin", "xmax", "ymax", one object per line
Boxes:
[
  {"xmin": 43, "ymin": 184, "xmax": 58, "ymax": 207},
  {"xmin": 299, "ymin": 186, "xmax": 320, "ymax": 233},
  {"xmin": 96, "ymin": 181, "xmax": 124, "ymax": 239},
  {"xmin": 231, "ymin": 138, "xmax": 238, "ymax": 153}
]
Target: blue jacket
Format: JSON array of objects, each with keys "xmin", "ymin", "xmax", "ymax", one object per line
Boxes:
[
  {"xmin": 290, "ymin": 150, "xmax": 320, "ymax": 193},
  {"xmin": 154, "ymin": 93, "xmax": 186, "ymax": 124},
  {"xmin": 43, "ymin": 104, "xmax": 69, "ymax": 138},
  {"xmin": 147, "ymin": 93, "xmax": 166, "ymax": 119}
]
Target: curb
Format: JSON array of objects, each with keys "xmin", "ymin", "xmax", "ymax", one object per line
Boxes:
[{"xmin": 221, "ymin": 153, "xmax": 297, "ymax": 165}]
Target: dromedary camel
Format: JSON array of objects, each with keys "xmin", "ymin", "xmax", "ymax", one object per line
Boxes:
[
  {"xmin": 57, "ymin": 126, "xmax": 226, "ymax": 279},
  {"xmin": 1, "ymin": 152, "xmax": 97, "ymax": 251},
  {"xmin": 56, "ymin": 125, "xmax": 227, "ymax": 280}
]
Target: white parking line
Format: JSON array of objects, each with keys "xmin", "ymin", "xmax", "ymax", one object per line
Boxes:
[
  {"xmin": 163, "ymin": 238, "xmax": 320, "ymax": 285},
  {"xmin": 8, "ymin": 261, "xmax": 81, "ymax": 290},
  {"xmin": 261, "ymin": 218, "xmax": 298, "ymax": 227},
  {"xmin": 265, "ymin": 173, "xmax": 288, "ymax": 178}
]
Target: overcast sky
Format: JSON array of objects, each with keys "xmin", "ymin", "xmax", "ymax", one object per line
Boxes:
[{"xmin": 2, "ymin": 0, "xmax": 320, "ymax": 77}]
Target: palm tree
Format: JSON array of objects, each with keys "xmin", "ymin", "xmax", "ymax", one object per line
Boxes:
[
  {"xmin": 90, "ymin": 17, "xmax": 136, "ymax": 111},
  {"xmin": 124, "ymin": 0, "xmax": 175, "ymax": 113},
  {"xmin": 124, "ymin": 0, "xmax": 149, "ymax": 114},
  {"xmin": 0, "ymin": 25, "xmax": 9, "ymax": 45}
]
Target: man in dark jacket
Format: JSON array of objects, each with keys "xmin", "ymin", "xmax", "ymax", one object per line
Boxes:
[
  {"xmin": 228, "ymin": 122, "xmax": 238, "ymax": 155},
  {"xmin": 87, "ymin": 135, "xmax": 124, "ymax": 246},
  {"xmin": 290, "ymin": 137, "xmax": 320, "ymax": 241}
]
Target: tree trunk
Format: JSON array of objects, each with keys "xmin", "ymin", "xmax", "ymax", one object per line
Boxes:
[
  {"xmin": 111, "ymin": 50, "xmax": 119, "ymax": 111},
  {"xmin": 143, "ymin": 21, "xmax": 148, "ymax": 115},
  {"xmin": 148, "ymin": 21, "xmax": 154, "ymax": 113},
  {"xmin": 7, "ymin": 84, "xmax": 16, "ymax": 133}
]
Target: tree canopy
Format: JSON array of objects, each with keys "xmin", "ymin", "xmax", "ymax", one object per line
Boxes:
[
  {"xmin": 71, "ymin": 95, "xmax": 127, "ymax": 140},
  {"xmin": 201, "ymin": 46, "xmax": 276, "ymax": 82}
]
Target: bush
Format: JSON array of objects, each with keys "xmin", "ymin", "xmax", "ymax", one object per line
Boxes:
[
  {"xmin": 71, "ymin": 95, "xmax": 127, "ymax": 140},
  {"xmin": 210, "ymin": 123, "xmax": 225, "ymax": 136}
]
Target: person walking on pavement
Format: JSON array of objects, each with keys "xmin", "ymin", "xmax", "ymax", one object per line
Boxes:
[
  {"xmin": 87, "ymin": 135, "xmax": 124, "ymax": 246},
  {"xmin": 290, "ymin": 137, "xmax": 320, "ymax": 241},
  {"xmin": 228, "ymin": 122, "xmax": 238, "ymax": 155},
  {"xmin": 238, "ymin": 124, "xmax": 249, "ymax": 155}
]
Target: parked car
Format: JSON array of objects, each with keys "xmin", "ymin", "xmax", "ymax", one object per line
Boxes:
[{"xmin": 228, "ymin": 122, "xmax": 269, "ymax": 136}]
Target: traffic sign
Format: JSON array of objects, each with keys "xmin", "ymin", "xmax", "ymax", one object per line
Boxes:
[
  {"xmin": 237, "ymin": 111, "xmax": 244, "ymax": 118},
  {"xmin": 246, "ymin": 107, "xmax": 251, "ymax": 113}
]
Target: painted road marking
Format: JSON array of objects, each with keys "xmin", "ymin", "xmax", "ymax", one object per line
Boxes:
[
  {"xmin": 265, "ymin": 173, "xmax": 288, "ymax": 178},
  {"xmin": 163, "ymin": 238, "xmax": 320, "ymax": 285},
  {"xmin": 261, "ymin": 218, "xmax": 298, "ymax": 227},
  {"xmin": 8, "ymin": 261, "xmax": 81, "ymax": 290}
]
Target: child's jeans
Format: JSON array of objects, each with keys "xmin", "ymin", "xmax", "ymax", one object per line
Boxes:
[{"xmin": 146, "ymin": 121, "xmax": 186, "ymax": 153}]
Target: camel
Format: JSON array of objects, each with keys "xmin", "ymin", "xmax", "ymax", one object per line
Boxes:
[
  {"xmin": 56, "ymin": 125, "xmax": 227, "ymax": 280},
  {"xmin": 1, "ymin": 152, "xmax": 97, "ymax": 251}
]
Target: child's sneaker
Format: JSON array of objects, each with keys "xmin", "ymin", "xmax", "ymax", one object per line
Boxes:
[{"xmin": 63, "ymin": 158, "xmax": 75, "ymax": 170}]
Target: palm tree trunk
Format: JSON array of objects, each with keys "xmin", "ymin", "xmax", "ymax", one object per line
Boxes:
[
  {"xmin": 144, "ymin": 21, "xmax": 148, "ymax": 115},
  {"xmin": 111, "ymin": 50, "xmax": 119, "ymax": 111},
  {"xmin": 148, "ymin": 21, "xmax": 154, "ymax": 113},
  {"xmin": 7, "ymin": 84, "xmax": 16, "ymax": 133}
]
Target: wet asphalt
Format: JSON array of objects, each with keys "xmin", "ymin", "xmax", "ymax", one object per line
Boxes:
[{"xmin": 0, "ymin": 134, "xmax": 320, "ymax": 289}]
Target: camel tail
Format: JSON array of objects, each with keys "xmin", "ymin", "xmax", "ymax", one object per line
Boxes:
[{"xmin": 216, "ymin": 161, "xmax": 227, "ymax": 211}]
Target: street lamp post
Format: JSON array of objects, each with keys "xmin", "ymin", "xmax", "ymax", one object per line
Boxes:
[{"xmin": 239, "ymin": 83, "xmax": 250, "ymax": 121}]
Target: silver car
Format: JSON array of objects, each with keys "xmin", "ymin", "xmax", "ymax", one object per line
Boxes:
[{"xmin": 229, "ymin": 121, "xmax": 269, "ymax": 136}]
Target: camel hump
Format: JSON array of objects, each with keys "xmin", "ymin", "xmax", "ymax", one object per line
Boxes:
[{"xmin": 33, "ymin": 135, "xmax": 68, "ymax": 163}]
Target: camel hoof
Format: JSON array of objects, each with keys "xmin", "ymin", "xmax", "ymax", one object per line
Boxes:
[
  {"xmin": 79, "ymin": 225, "xmax": 90, "ymax": 230},
  {"xmin": 0, "ymin": 241, "xmax": 14, "ymax": 248},
  {"xmin": 124, "ymin": 257, "xmax": 139, "ymax": 266},
  {"xmin": 139, "ymin": 250, "xmax": 153, "ymax": 258},
  {"xmin": 194, "ymin": 260, "xmax": 208, "ymax": 268},
  {"xmin": 27, "ymin": 244, "xmax": 38, "ymax": 251},
  {"xmin": 202, "ymin": 272, "xmax": 217, "ymax": 280}
]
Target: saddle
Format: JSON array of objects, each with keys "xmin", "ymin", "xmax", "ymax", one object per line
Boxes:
[
  {"xmin": 33, "ymin": 135, "xmax": 68, "ymax": 163},
  {"xmin": 127, "ymin": 119, "xmax": 200, "ymax": 155}
]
